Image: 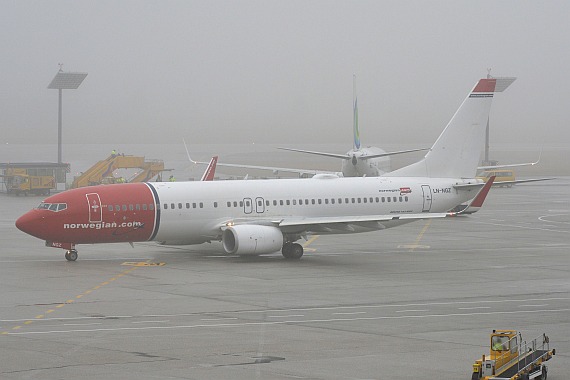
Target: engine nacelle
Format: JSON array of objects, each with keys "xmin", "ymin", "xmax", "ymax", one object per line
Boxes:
[{"xmin": 222, "ymin": 225, "xmax": 283, "ymax": 255}]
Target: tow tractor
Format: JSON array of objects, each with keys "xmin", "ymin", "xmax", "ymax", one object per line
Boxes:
[{"xmin": 472, "ymin": 330, "xmax": 555, "ymax": 380}]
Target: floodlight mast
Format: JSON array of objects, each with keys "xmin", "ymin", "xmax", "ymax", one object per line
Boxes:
[{"xmin": 47, "ymin": 66, "xmax": 88, "ymax": 164}]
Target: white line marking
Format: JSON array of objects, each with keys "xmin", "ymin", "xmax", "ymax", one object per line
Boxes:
[
  {"xmin": 518, "ymin": 304, "xmax": 548, "ymax": 308},
  {"xmin": 131, "ymin": 320, "xmax": 170, "ymax": 324},
  {"xmin": 332, "ymin": 312, "xmax": 367, "ymax": 315},
  {"xmin": 267, "ymin": 315, "xmax": 304, "ymax": 318},
  {"xmin": 8, "ymin": 308, "xmax": 570, "ymax": 336},
  {"xmin": 395, "ymin": 309, "xmax": 428, "ymax": 313}
]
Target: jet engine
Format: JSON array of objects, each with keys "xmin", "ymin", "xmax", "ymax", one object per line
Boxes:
[{"xmin": 222, "ymin": 225, "xmax": 283, "ymax": 255}]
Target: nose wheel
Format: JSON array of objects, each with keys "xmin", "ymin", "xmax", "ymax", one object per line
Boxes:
[{"xmin": 65, "ymin": 249, "xmax": 78, "ymax": 262}]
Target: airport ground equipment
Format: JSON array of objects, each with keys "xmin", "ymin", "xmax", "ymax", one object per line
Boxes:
[
  {"xmin": 472, "ymin": 330, "xmax": 555, "ymax": 380},
  {"xmin": 71, "ymin": 155, "xmax": 165, "ymax": 188},
  {"xmin": 0, "ymin": 163, "xmax": 69, "ymax": 195},
  {"xmin": 2, "ymin": 168, "xmax": 54, "ymax": 196}
]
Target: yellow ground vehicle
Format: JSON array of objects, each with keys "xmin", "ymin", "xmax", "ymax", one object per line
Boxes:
[
  {"xmin": 472, "ymin": 330, "xmax": 555, "ymax": 380},
  {"xmin": 477, "ymin": 170, "xmax": 515, "ymax": 187},
  {"xmin": 3, "ymin": 169, "xmax": 55, "ymax": 196},
  {"xmin": 71, "ymin": 154, "xmax": 165, "ymax": 188}
]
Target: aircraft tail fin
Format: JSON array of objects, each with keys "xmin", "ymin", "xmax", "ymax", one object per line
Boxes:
[
  {"xmin": 386, "ymin": 77, "xmax": 516, "ymax": 179},
  {"xmin": 353, "ymin": 75, "xmax": 360, "ymax": 151}
]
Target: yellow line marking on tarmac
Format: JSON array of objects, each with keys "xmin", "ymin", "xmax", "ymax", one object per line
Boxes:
[
  {"xmin": 1, "ymin": 259, "xmax": 155, "ymax": 336},
  {"xmin": 407, "ymin": 220, "xmax": 432, "ymax": 252},
  {"xmin": 303, "ymin": 235, "xmax": 320, "ymax": 248}
]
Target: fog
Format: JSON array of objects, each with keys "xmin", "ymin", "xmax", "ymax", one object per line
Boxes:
[{"xmin": 2, "ymin": 1, "xmax": 569, "ymax": 149}]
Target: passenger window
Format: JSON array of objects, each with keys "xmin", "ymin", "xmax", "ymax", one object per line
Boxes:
[
  {"xmin": 363, "ymin": 198, "xmax": 367, "ymax": 203},
  {"xmin": 370, "ymin": 197, "xmax": 373, "ymax": 203},
  {"xmin": 375, "ymin": 197, "xmax": 379, "ymax": 203},
  {"xmin": 122, "ymin": 205, "xmax": 127, "ymax": 211},
  {"xmin": 266, "ymin": 200, "xmax": 270, "ymax": 206},
  {"xmin": 325, "ymin": 199, "xmax": 329, "ymax": 204},
  {"xmin": 399, "ymin": 197, "xmax": 403, "ymax": 202},
  {"xmin": 352, "ymin": 198, "xmax": 355, "ymax": 203},
  {"xmin": 318, "ymin": 199, "xmax": 322, "ymax": 204},
  {"xmin": 286, "ymin": 200, "xmax": 290, "ymax": 205},
  {"xmin": 186, "ymin": 203, "xmax": 190, "ymax": 209},
  {"xmin": 214, "ymin": 202, "xmax": 218, "ymax": 208},
  {"xmin": 382, "ymin": 197, "xmax": 385, "ymax": 202},
  {"xmin": 164, "ymin": 204, "xmax": 168, "ymax": 209},
  {"xmin": 239, "ymin": 201, "xmax": 243, "ymax": 207},
  {"xmin": 234, "ymin": 201, "xmax": 238, "ymax": 207},
  {"xmin": 178, "ymin": 203, "xmax": 183, "ymax": 209},
  {"xmin": 312, "ymin": 199, "xmax": 315, "ymax": 205},
  {"xmin": 200, "ymin": 202, "xmax": 203, "ymax": 208},
  {"xmin": 393, "ymin": 197, "xmax": 397, "ymax": 202},
  {"xmin": 305, "ymin": 199, "xmax": 309, "ymax": 204},
  {"xmin": 292, "ymin": 200, "xmax": 296, "ymax": 205},
  {"xmin": 273, "ymin": 200, "xmax": 277, "ymax": 206},
  {"xmin": 357, "ymin": 198, "xmax": 361, "ymax": 203},
  {"xmin": 338, "ymin": 198, "xmax": 342, "ymax": 204},
  {"xmin": 227, "ymin": 201, "xmax": 231, "ymax": 207},
  {"xmin": 129, "ymin": 205, "xmax": 134, "ymax": 211},
  {"xmin": 136, "ymin": 204, "xmax": 141, "ymax": 211},
  {"xmin": 345, "ymin": 198, "xmax": 349, "ymax": 203},
  {"xmin": 387, "ymin": 197, "xmax": 391, "ymax": 202},
  {"xmin": 108, "ymin": 205, "xmax": 113, "ymax": 212},
  {"xmin": 115, "ymin": 205, "xmax": 120, "ymax": 211},
  {"xmin": 149, "ymin": 204, "xmax": 154, "ymax": 211},
  {"xmin": 193, "ymin": 203, "xmax": 197, "ymax": 208},
  {"xmin": 143, "ymin": 204, "xmax": 148, "ymax": 211},
  {"xmin": 171, "ymin": 203, "xmax": 175, "ymax": 209},
  {"xmin": 405, "ymin": 196, "xmax": 409, "ymax": 202}
]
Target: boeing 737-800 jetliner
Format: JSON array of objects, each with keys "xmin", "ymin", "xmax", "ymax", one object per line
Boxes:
[{"xmin": 16, "ymin": 77, "xmax": 514, "ymax": 261}]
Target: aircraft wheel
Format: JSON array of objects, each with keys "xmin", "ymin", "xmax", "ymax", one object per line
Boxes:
[
  {"xmin": 281, "ymin": 242, "xmax": 293, "ymax": 259},
  {"xmin": 66, "ymin": 249, "xmax": 78, "ymax": 262},
  {"xmin": 287, "ymin": 243, "xmax": 304, "ymax": 260}
]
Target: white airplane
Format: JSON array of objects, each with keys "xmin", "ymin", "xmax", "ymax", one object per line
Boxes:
[
  {"xmin": 186, "ymin": 77, "xmax": 426, "ymax": 178},
  {"xmin": 16, "ymin": 76, "xmax": 512, "ymax": 261}
]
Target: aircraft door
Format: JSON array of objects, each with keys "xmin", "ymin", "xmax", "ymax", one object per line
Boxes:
[
  {"xmin": 243, "ymin": 198, "xmax": 253, "ymax": 214},
  {"xmin": 421, "ymin": 185, "xmax": 432, "ymax": 212},
  {"xmin": 86, "ymin": 193, "xmax": 103, "ymax": 222},
  {"xmin": 255, "ymin": 197, "xmax": 265, "ymax": 213}
]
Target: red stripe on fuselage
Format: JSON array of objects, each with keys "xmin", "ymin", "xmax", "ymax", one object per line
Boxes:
[{"xmin": 16, "ymin": 183, "xmax": 157, "ymax": 244}]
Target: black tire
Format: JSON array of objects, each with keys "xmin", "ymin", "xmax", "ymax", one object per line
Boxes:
[
  {"xmin": 542, "ymin": 365, "xmax": 547, "ymax": 380},
  {"xmin": 66, "ymin": 249, "xmax": 78, "ymax": 262},
  {"xmin": 287, "ymin": 243, "xmax": 304, "ymax": 260},
  {"xmin": 471, "ymin": 372, "xmax": 480, "ymax": 380}
]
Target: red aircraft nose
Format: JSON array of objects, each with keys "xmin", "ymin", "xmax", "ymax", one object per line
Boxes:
[{"xmin": 16, "ymin": 211, "xmax": 46, "ymax": 240}]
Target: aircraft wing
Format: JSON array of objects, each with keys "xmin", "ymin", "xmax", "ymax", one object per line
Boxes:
[
  {"xmin": 359, "ymin": 147, "xmax": 428, "ymax": 160},
  {"xmin": 270, "ymin": 213, "xmax": 448, "ymax": 233},
  {"xmin": 194, "ymin": 160, "xmax": 330, "ymax": 177},
  {"xmin": 492, "ymin": 177, "xmax": 556, "ymax": 186},
  {"xmin": 277, "ymin": 147, "xmax": 351, "ymax": 160},
  {"xmin": 277, "ymin": 147, "xmax": 428, "ymax": 160}
]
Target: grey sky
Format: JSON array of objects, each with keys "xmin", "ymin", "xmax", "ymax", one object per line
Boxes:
[{"xmin": 2, "ymin": 1, "xmax": 569, "ymax": 146}]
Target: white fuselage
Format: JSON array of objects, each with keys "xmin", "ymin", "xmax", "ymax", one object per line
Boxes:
[{"xmin": 151, "ymin": 176, "xmax": 470, "ymax": 245}]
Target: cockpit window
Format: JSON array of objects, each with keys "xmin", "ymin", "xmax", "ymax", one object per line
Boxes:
[{"xmin": 37, "ymin": 202, "xmax": 67, "ymax": 212}]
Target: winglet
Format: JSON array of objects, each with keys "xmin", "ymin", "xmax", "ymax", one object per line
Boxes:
[
  {"xmin": 200, "ymin": 156, "xmax": 218, "ymax": 181},
  {"xmin": 448, "ymin": 176, "xmax": 495, "ymax": 216}
]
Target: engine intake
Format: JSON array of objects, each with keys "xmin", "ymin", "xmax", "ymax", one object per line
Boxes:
[{"xmin": 222, "ymin": 225, "xmax": 283, "ymax": 255}]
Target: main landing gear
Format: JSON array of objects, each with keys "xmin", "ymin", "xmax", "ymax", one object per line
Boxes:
[
  {"xmin": 65, "ymin": 249, "xmax": 78, "ymax": 262},
  {"xmin": 282, "ymin": 242, "xmax": 304, "ymax": 260}
]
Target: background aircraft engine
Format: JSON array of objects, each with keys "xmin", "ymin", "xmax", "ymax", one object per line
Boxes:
[{"xmin": 222, "ymin": 225, "xmax": 284, "ymax": 255}]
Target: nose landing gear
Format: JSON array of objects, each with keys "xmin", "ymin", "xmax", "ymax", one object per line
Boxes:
[{"xmin": 65, "ymin": 249, "xmax": 78, "ymax": 261}]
